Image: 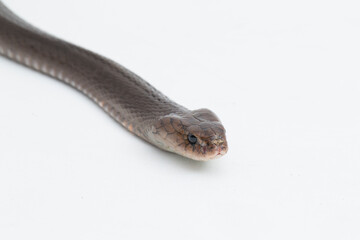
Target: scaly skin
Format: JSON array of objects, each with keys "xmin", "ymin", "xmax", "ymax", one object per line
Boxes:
[{"xmin": 0, "ymin": 1, "xmax": 228, "ymax": 161}]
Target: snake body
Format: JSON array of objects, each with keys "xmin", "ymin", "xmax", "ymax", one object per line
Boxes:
[{"xmin": 0, "ymin": 1, "xmax": 228, "ymax": 161}]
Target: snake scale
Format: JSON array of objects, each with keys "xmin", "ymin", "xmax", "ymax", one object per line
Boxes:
[{"xmin": 0, "ymin": 1, "xmax": 228, "ymax": 161}]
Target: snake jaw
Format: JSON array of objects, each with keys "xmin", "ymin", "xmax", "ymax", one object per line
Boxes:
[{"xmin": 149, "ymin": 110, "xmax": 228, "ymax": 161}]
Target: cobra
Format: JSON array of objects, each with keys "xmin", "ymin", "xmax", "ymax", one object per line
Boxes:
[{"xmin": 0, "ymin": 2, "xmax": 228, "ymax": 161}]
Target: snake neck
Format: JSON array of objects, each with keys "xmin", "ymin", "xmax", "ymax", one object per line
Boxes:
[{"xmin": 0, "ymin": 3, "xmax": 188, "ymax": 143}]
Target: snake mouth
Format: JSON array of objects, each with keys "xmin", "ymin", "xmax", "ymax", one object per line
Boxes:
[
  {"xmin": 215, "ymin": 146, "xmax": 228, "ymax": 157},
  {"xmin": 217, "ymin": 148, "xmax": 223, "ymax": 156},
  {"xmin": 191, "ymin": 144, "xmax": 228, "ymax": 161}
]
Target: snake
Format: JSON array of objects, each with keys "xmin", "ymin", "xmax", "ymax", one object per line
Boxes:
[{"xmin": 0, "ymin": 1, "xmax": 228, "ymax": 161}]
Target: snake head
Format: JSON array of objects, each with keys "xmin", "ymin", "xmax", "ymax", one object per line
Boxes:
[{"xmin": 151, "ymin": 109, "xmax": 228, "ymax": 161}]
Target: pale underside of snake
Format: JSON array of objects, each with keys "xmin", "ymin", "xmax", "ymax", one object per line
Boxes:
[{"xmin": 0, "ymin": 1, "xmax": 228, "ymax": 161}]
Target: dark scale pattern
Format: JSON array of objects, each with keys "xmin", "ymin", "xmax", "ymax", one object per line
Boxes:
[
  {"xmin": 0, "ymin": 2, "xmax": 228, "ymax": 160},
  {"xmin": 0, "ymin": 2, "xmax": 187, "ymax": 142}
]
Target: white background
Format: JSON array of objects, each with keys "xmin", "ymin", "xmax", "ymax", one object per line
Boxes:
[{"xmin": 1, "ymin": 0, "xmax": 360, "ymax": 239}]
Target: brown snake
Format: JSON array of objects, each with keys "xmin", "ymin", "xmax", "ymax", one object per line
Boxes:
[{"xmin": 0, "ymin": 1, "xmax": 228, "ymax": 161}]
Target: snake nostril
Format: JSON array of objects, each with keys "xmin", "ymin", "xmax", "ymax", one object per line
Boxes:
[{"xmin": 212, "ymin": 138, "xmax": 224, "ymax": 146}]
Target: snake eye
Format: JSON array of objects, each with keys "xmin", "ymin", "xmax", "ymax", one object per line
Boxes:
[{"xmin": 187, "ymin": 134, "xmax": 197, "ymax": 145}]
